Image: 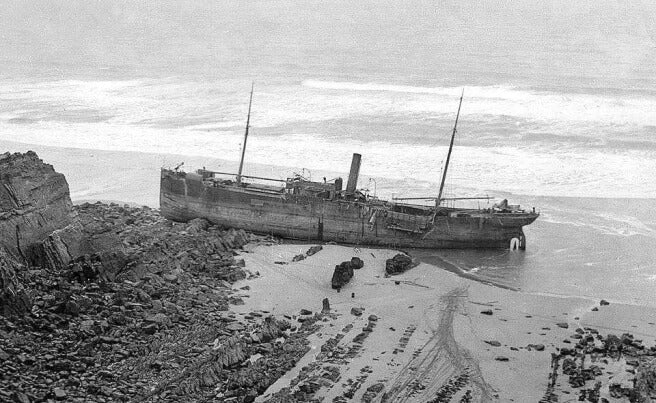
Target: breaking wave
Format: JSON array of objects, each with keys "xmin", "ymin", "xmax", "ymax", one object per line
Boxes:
[{"xmin": 302, "ymin": 79, "xmax": 656, "ymax": 128}]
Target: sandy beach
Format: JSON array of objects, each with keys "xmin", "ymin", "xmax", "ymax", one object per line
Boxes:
[{"xmin": 229, "ymin": 243, "xmax": 656, "ymax": 402}]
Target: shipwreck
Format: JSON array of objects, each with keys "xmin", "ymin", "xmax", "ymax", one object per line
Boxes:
[{"xmin": 160, "ymin": 88, "xmax": 538, "ymax": 249}]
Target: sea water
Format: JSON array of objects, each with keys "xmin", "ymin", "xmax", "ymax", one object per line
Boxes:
[{"xmin": 1, "ymin": 0, "xmax": 655, "ymax": 305}]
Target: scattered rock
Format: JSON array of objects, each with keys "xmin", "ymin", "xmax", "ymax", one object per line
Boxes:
[
  {"xmin": 292, "ymin": 254, "xmax": 306, "ymax": 262},
  {"xmin": 384, "ymin": 253, "xmax": 419, "ymax": 276},
  {"xmin": 306, "ymin": 245, "xmax": 323, "ymax": 256}
]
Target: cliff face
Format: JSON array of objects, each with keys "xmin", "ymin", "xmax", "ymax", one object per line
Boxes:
[{"xmin": 0, "ymin": 151, "xmax": 76, "ymax": 264}]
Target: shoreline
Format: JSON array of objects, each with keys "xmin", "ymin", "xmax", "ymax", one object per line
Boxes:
[
  {"xmin": 1, "ymin": 147, "xmax": 655, "ymax": 401},
  {"xmin": 231, "ymin": 242, "xmax": 656, "ymax": 401}
]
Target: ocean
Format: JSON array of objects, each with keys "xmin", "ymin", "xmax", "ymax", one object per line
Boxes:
[{"xmin": 1, "ymin": 0, "xmax": 655, "ymax": 305}]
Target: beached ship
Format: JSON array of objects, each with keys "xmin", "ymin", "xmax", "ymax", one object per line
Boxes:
[{"xmin": 160, "ymin": 89, "xmax": 538, "ymax": 249}]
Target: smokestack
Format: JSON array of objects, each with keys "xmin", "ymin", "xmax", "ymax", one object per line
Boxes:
[{"xmin": 346, "ymin": 153, "xmax": 361, "ymax": 194}]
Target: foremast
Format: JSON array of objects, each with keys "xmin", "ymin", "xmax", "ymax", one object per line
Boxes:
[{"xmin": 236, "ymin": 82, "xmax": 254, "ymax": 184}]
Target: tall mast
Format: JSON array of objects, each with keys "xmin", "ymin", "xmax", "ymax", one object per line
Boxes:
[
  {"xmin": 236, "ymin": 82, "xmax": 254, "ymax": 184},
  {"xmin": 436, "ymin": 89, "xmax": 464, "ymax": 206}
]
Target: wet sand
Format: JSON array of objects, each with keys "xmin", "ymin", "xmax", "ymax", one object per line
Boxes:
[{"xmin": 232, "ymin": 243, "xmax": 656, "ymax": 402}]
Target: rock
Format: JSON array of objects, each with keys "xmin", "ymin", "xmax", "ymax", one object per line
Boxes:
[
  {"xmin": 64, "ymin": 299, "xmax": 80, "ymax": 316},
  {"xmin": 0, "ymin": 250, "xmax": 32, "ymax": 315},
  {"xmin": 368, "ymin": 314, "xmax": 378, "ymax": 322},
  {"xmin": 322, "ymin": 298, "xmax": 331, "ymax": 313},
  {"xmin": 142, "ymin": 323, "xmax": 158, "ymax": 335},
  {"xmin": 600, "ymin": 299, "xmax": 610, "ymax": 306},
  {"xmin": 556, "ymin": 322, "xmax": 569, "ymax": 329},
  {"xmin": 351, "ymin": 307, "xmax": 364, "ymax": 316},
  {"xmin": 331, "ymin": 261, "xmax": 355, "ymax": 289},
  {"xmin": 13, "ymin": 392, "xmax": 30, "ymax": 403},
  {"xmin": 145, "ymin": 313, "xmax": 171, "ymax": 327},
  {"xmin": 226, "ymin": 322, "xmax": 245, "ymax": 332},
  {"xmin": 53, "ymin": 387, "xmax": 67, "ymax": 400},
  {"xmin": 384, "ymin": 253, "xmax": 418, "ymax": 276},
  {"xmin": 186, "ymin": 218, "xmax": 210, "ymax": 232},
  {"xmin": 300, "ymin": 309, "xmax": 312, "ymax": 315},
  {"xmin": 306, "ymin": 245, "xmax": 323, "ymax": 256},
  {"xmin": 495, "ymin": 356, "xmax": 510, "ymax": 362},
  {"xmin": 485, "ymin": 340, "xmax": 501, "ymax": 347},
  {"xmin": 0, "ymin": 151, "xmax": 75, "ymax": 263},
  {"xmin": 292, "ymin": 254, "xmax": 306, "ymax": 262},
  {"xmin": 350, "ymin": 256, "xmax": 364, "ymax": 269},
  {"xmin": 480, "ymin": 310, "xmax": 493, "ymax": 315}
]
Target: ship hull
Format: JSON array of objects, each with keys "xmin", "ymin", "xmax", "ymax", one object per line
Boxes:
[{"xmin": 160, "ymin": 170, "xmax": 538, "ymax": 249}]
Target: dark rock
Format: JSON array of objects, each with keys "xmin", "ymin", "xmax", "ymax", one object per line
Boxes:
[
  {"xmin": 331, "ymin": 261, "xmax": 354, "ymax": 289},
  {"xmin": 322, "ymin": 298, "xmax": 330, "ymax": 313},
  {"xmin": 556, "ymin": 322, "xmax": 569, "ymax": 329},
  {"xmin": 186, "ymin": 218, "xmax": 210, "ymax": 232},
  {"xmin": 384, "ymin": 253, "xmax": 419, "ymax": 276},
  {"xmin": 350, "ymin": 256, "xmax": 364, "ymax": 269},
  {"xmin": 600, "ymin": 299, "xmax": 610, "ymax": 306},
  {"xmin": 300, "ymin": 309, "xmax": 312, "ymax": 315},
  {"xmin": 53, "ymin": 387, "xmax": 66, "ymax": 400},
  {"xmin": 306, "ymin": 245, "xmax": 323, "ymax": 256},
  {"xmin": 351, "ymin": 307, "xmax": 364, "ymax": 316},
  {"xmin": 292, "ymin": 254, "xmax": 306, "ymax": 262},
  {"xmin": 495, "ymin": 356, "xmax": 509, "ymax": 362},
  {"xmin": 485, "ymin": 340, "xmax": 501, "ymax": 347},
  {"xmin": 64, "ymin": 299, "xmax": 80, "ymax": 316},
  {"xmin": 0, "ymin": 251, "xmax": 32, "ymax": 315},
  {"xmin": 13, "ymin": 392, "xmax": 30, "ymax": 403},
  {"xmin": 480, "ymin": 310, "xmax": 493, "ymax": 315}
]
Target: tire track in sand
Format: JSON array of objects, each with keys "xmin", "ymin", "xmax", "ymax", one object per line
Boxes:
[{"xmin": 381, "ymin": 286, "xmax": 494, "ymax": 402}]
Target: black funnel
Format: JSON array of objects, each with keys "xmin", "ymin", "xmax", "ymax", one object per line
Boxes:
[{"xmin": 346, "ymin": 153, "xmax": 361, "ymax": 194}]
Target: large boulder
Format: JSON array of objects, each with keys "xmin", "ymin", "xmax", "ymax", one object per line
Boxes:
[
  {"xmin": 331, "ymin": 257, "xmax": 364, "ymax": 289},
  {"xmin": 385, "ymin": 253, "xmax": 419, "ymax": 276},
  {"xmin": 0, "ymin": 151, "xmax": 76, "ymax": 264}
]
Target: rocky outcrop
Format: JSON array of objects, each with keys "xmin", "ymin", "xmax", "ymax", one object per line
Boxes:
[
  {"xmin": 0, "ymin": 250, "xmax": 31, "ymax": 315},
  {"xmin": 0, "ymin": 199, "xmax": 319, "ymax": 402},
  {"xmin": 385, "ymin": 253, "xmax": 419, "ymax": 276},
  {"xmin": 544, "ymin": 329, "xmax": 656, "ymax": 402},
  {"xmin": 0, "ymin": 151, "xmax": 75, "ymax": 264},
  {"xmin": 0, "ymin": 153, "xmax": 325, "ymax": 402}
]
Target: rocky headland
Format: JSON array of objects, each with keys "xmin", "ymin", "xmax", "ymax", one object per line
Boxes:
[{"xmin": 0, "ymin": 152, "xmax": 320, "ymax": 402}]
